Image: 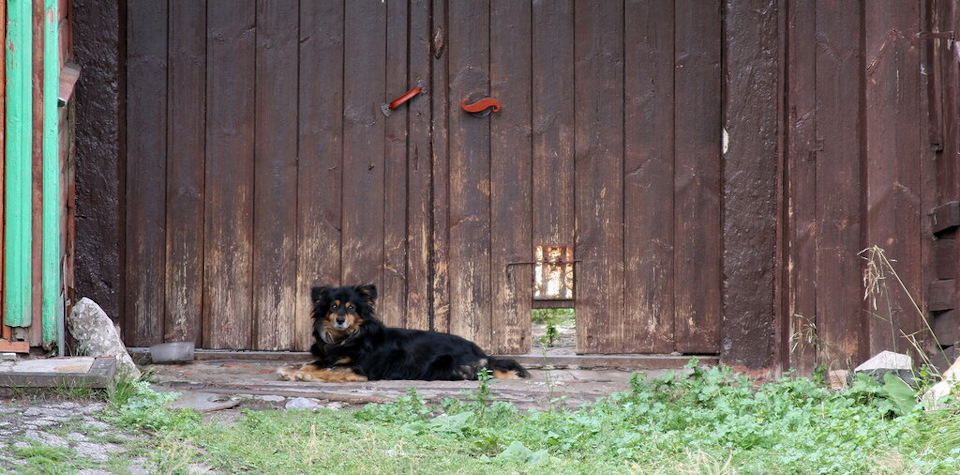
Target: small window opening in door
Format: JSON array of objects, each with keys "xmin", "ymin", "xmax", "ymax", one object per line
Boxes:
[
  {"xmin": 533, "ymin": 245, "xmax": 574, "ymax": 300},
  {"xmin": 531, "ymin": 245, "xmax": 575, "ymax": 354}
]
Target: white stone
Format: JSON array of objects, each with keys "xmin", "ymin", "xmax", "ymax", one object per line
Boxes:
[
  {"xmin": 922, "ymin": 356, "xmax": 960, "ymax": 409},
  {"xmin": 285, "ymin": 397, "xmax": 322, "ymax": 410},
  {"xmin": 67, "ymin": 298, "xmax": 141, "ymax": 382},
  {"xmin": 855, "ymin": 350, "xmax": 913, "ymax": 372}
]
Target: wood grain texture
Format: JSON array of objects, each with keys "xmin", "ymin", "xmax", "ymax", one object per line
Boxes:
[
  {"xmin": 165, "ymin": 0, "xmax": 205, "ymax": 345},
  {"xmin": 673, "ymin": 0, "xmax": 722, "ymax": 354},
  {"xmin": 574, "ymin": 0, "xmax": 625, "ymax": 353},
  {"xmin": 446, "ymin": 0, "xmax": 491, "ymax": 348},
  {"xmin": 404, "ymin": 0, "xmax": 433, "ymax": 332},
  {"xmin": 722, "ymin": 0, "xmax": 780, "ymax": 368},
  {"xmin": 815, "ymin": 0, "xmax": 865, "ymax": 367},
  {"xmin": 204, "ymin": 0, "xmax": 255, "ymax": 349},
  {"xmin": 864, "ymin": 0, "xmax": 923, "ymax": 355},
  {"xmin": 623, "ymin": 0, "xmax": 675, "ymax": 353},
  {"xmin": 430, "ymin": 0, "xmax": 451, "ymax": 334},
  {"xmin": 295, "ymin": 0, "xmax": 344, "ymax": 350},
  {"xmin": 125, "ymin": 0, "xmax": 167, "ymax": 346},
  {"xmin": 340, "ymin": 1, "xmax": 386, "ymax": 287},
  {"xmin": 785, "ymin": 0, "xmax": 818, "ymax": 374},
  {"xmin": 380, "ymin": 0, "xmax": 410, "ymax": 329},
  {"xmin": 253, "ymin": 0, "xmax": 298, "ymax": 350},
  {"xmin": 490, "ymin": 0, "xmax": 532, "ymax": 355}
]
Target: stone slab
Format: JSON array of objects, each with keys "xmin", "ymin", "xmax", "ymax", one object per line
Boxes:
[{"xmin": 0, "ymin": 356, "xmax": 116, "ymax": 390}]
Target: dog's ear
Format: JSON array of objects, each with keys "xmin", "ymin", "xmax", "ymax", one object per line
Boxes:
[
  {"xmin": 311, "ymin": 286, "xmax": 330, "ymax": 303},
  {"xmin": 355, "ymin": 284, "xmax": 378, "ymax": 303}
]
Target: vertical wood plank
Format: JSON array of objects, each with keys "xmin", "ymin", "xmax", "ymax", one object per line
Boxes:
[
  {"xmin": 864, "ymin": 1, "xmax": 923, "ymax": 356},
  {"xmin": 381, "ymin": 0, "xmax": 410, "ymax": 328},
  {"xmin": 32, "ymin": 0, "xmax": 44, "ymax": 345},
  {"xmin": 785, "ymin": 0, "xmax": 818, "ymax": 374},
  {"xmin": 296, "ymin": 0, "xmax": 344, "ymax": 351},
  {"xmin": 490, "ymin": 0, "xmax": 532, "ymax": 355},
  {"xmin": 722, "ymin": 0, "xmax": 781, "ymax": 368},
  {"xmin": 815, "ymin": 0, "xmax": 864, "ymax": 367},
  {"xmin": 125, "ymin": 0, "xmax": 167, "ymax": 346},
  {"xmin": 340, "ymin": 1, "xmax": 386, "ymax": 288},
  {"xmin": 673, "ymin": 0, "xmax": 722, "ymax": 354},
  {"xmin": 204, "ymin": 0, "xmax": 255, "ymax": 349},
  {"xmin": 623, "ymin": 0, "xmax": 675, "ymax": 353},
  {"xmin": 0, "ymin": 0, "xmax": 5, "ymax": 334},
  {"xmin": 447, "ymin": 0, "xmax": 491, "ymax": 348},
  {"xmin": 405, "ymin": 0, "xmax": 433, "ymax": 332},
  {"xmin": 532, "ymin": 0, "xmax": 575, "ymax": 264},
  {"xmin": 431, "ymin": 0, "xmax": 451, "ymax": 334},
  {"xmin": 574, "ymin": 0, "xmax": 625, "ymax": 353},
  {"xmin": 253, "ymin": 0, "xmax": 298, "ymax": 350},
  {"xmin": 165, "ymin": 0, "xmax": 205, "ymax": 345}
]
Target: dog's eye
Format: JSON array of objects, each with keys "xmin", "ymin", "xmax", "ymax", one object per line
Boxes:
[
  {"xmin": 329, "ymin": 303, "xmax": 338, "ymax": 310},
  {"xmin": 345, "ymin": 303, "xmax": 354, "ymax": 310}
]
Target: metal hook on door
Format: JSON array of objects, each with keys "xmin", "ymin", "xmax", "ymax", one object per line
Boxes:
[{"xmin": 461, "ymin": 97, "xmax": 501, "ymax": 117}]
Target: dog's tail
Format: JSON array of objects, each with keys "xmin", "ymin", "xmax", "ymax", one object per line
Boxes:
[{"xmin": 488, "ymin": 357, "xmax": 530, "ymax": 379}]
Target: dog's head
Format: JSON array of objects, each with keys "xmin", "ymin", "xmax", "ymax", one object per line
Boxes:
[{"xmin": 311, "ymin": 284, "xmax": 378, "ymax": 344}]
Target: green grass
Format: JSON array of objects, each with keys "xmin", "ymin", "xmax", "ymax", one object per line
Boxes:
[
  {"xmin": 531, "ymin": 308, "xmax": 575, "ymax": 325},
  {"xmin": 73, "ymin": 361, "xmax": 960, "ymax": 474}
]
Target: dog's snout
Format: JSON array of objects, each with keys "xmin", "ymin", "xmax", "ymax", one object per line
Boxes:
[{"xmin": 336, "ymin": 315, "xmax": 346, "ymax": 325}]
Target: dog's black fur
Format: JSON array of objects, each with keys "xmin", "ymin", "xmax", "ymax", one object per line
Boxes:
[{"xmin": 279, "ymin": 284, "xmax": 529, "ymax": 382}]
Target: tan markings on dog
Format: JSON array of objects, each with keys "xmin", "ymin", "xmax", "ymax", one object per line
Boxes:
[
  {"xmin": 493, "ymin": 369, "xmax": 521, "ymax": 380},
  {"xmin": 276, "ymin": 365, "xmax": 367, "ymax": 382},
  {"xmin": 334, "ymin": 357, "xmax": 352, "ymax": 365}
]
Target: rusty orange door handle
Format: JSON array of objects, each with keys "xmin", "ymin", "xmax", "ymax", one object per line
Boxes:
[
  {"xmin": 461, "ymin": 97, "xmax": 501, "ymax": 116},
  {"xmin": 389, "ymin": 87, "xmax": 422, "ymax": 110},
  {"xmin": 382, "ymin": 87, "xmax": 423, "ymax": 117}
]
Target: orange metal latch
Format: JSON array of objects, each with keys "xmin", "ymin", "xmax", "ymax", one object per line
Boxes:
[{"xmin": 461, "ymin": 97, "xmax": 501, "ymax": 117}]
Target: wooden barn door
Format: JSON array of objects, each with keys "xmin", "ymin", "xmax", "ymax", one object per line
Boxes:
[
  {"xmin": 435, "ymin": 0, "xmax": 723, "ymax": 355},
  {"xmin": 124, "ymin": 0, "xmax": 723, "ymax": 355}
]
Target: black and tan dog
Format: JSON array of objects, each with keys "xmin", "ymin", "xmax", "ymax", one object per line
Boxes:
[{"xmin": 277, "ymin": 284, "xmax": 529, "ymax": 382}]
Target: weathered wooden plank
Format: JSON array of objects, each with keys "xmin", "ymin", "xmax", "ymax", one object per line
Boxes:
[
  {"xmin": 532, "ymin": 0, "xmax": 574, "ymax": 255},
  {"xmin": 933, "ymin": 0, "xmax": 959, "ymax": 201},
  {"xmin": 165, "ymin": 0, "xmax": 205, "ymax": 346},
  {"xmin": 936, "ymin": 234, "xmax": 957, "ymax": 279},
  {"xmin": 673, "ymin": 0, "xmax": 722, "ymax": 354},
  {"xmin": 380, "ymin": 0, "xmax": 410, "ymax": 329},
  {"xmin": 204, "ymin": 0, "xmax": 255, "ymax": 349},
  {"xmin": 340, "ymin": 1, "xmax": 386, "ymax": 288},
  {"xmin": 404, "ymin": 0, "xmax": 432, "ymax": 332},
  {"xmin": 623, "ymin": 0, "xmax": 674, "ymax": 354},
  {"xmin": 32, "ymin": 0, "xmax": 45, "ymax": 345},
  {"xmin": 253, "ymin": 0, "xmax": 298, "ymax": 350},
  {"xmin": 721, "ymin": 0, "xmax": 780, "ymax": 368},
  {"xmin": 490, "ymin": 0, "xmax": 532, "ymax": 355},
  {"xmin": 296, "ymin": 0, "xmax": 344, "ymax": 351},
  {"xmin": 785, "ymin": 0, "xmax": 818, "ymax": 374},
  {"xmin": 928, "ymin": 279, "xmax": 956, "ymax": 312},
  {"xmin": 933, "ymin": 309, "xmax": 960, "ymax": 346},
  {"xmin": 447, "ymin": 0, "xmax": 492, "ymax": 348},
  {"xmin": 0, "ymin": 0, "xmax": 5, "ymax": 336},
  {"xmin": 931, "ymin": 201, "xmax": 960, "ymax": 235},
  {"xmin": 430, "ymin": 0, "xmax": 451, "ymax": 334},
  {"xmin": 574, "ymin": 0, "xmax": 625, "ymax": 354},
  {"xmin": 125, "ymin": 0, "xmax": 168, "ymax": 346},
  {"xmin": 815, "ymin": 0, "xmax": 865, "ymax": 367},
  {"xmin": 864, "ymin": 0, "xmax": 923, "ymax": 356}
]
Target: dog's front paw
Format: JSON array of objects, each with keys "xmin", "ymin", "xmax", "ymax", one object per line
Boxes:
[{"xmin": 276, "ymin": 368, "xmax": 299, "ymax": 381}]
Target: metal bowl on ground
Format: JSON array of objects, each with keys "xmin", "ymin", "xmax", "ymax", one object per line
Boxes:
[{"xmin": 149, "ymin": 342, "xmax": 195, "ymax": 363}]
